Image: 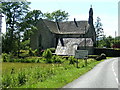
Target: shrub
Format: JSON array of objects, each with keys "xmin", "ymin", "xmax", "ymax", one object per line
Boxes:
[
  {"xmin": 52, "ymin": 55, "xmax": 63, "ymax": 63},
  {"xmin": 42, "ymin": 49, "xmax": 52, "ymax": 63},
  {"xmin": 19, "ymin": 50, "xmax": 29, "ymax": 57},
  {"xmin": 49, "ymin": 48, "xmax": 56, "ymax": 53},
  {"xmin": 18, "ymin": 71, "xmax": 27, "ymax": 85},
  {"xmin": 33, "ymin": 49, "xmax": 39, "ymax": 56},
  {"xmin": 68, "ymin": 56, "xmax": 76, "ymax": 64},
  {"xmin": 42, "ymin": 49, "xmax": 52, "ymax": 59},
  {"xmin": 2, "ymin": 53, "xmax": 13, "ymax": 62},
  {"xmin": 29, "ymin": 48, "xmax": 34, "ymax": 56},
  {"xmin": 112, "ymin": 42, "xmax": 120, "ymax": 48},
  {"xmin": 2, "ymin": 74, "xmax": 11, "ymax": 88}
]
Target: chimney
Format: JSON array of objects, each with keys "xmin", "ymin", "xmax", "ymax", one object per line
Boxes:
[{"xmin": 74, "ymin": 18, "xmax": 78, "ymax": 27}]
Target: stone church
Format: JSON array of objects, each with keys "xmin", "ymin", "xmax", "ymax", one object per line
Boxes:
[{"xmin": 30, "ymin": 7, "xmax": 96, "ymax": 55}]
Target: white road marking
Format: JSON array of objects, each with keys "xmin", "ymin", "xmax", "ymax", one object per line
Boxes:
[{"xmin": 112, "ymin": 59, "xmax": 119, "ymax": 85}]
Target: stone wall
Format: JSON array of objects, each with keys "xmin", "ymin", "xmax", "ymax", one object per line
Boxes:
[
  {"xmin": 85, "ymin": 25, "xmax": 96, "ymax": 45},
  {"xmin": 30, "ymin": 19, "xmax": 55, "ymax": 50},
  {"xmin": 94, "ymin": 48, "xmax": 120, "ymax": 57}
]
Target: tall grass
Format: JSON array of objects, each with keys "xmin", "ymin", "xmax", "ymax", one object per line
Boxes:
[{"xmin": 2, "ymin": 59, "xmax": 102, "ymax": 88}]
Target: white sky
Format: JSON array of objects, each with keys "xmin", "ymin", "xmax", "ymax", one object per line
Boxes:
[{"xmin": 1, "ymin": 0, "xmax": 120, "ymax": 37}]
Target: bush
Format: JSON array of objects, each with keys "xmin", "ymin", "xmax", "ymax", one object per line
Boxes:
[
  {"xmin": 68, "ymin": 56, "xmax": 76, "ymax": 64},
  {"xmin": 49, "ymin": 48, "xmax": 56, "ymax": 53},
  {"xmin": 52, "ymin": 55, "xmax": 63, "ymax": 63},
  {"xmin": 33, "ymin": 49, "xmax": 40, "ymax": 56},
  {"xmin": 2, "ymin": 53, "xmax": 13, "ymax": 62},
  {"xmin": 19, "ymin": 50, "xmax": 29, "ymax": 57},
  {"xmin": 29, "ymin": 48, "xmax": 34, "ymax": 56},
  {"xmin": 42, "ymin": 49, "xmax": 52, "ymax": 59}
]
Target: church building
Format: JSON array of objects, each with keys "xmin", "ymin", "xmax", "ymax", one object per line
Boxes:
[{"xmin": 30, "ymin": 7, "xmax": 96, "ymax": 55}]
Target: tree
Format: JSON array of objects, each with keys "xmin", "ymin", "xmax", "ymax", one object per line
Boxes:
[
  {"xmin": 104, "ymin": 36, "xmax": 113, "ymax": 48},
  {"xmin": 20, "ymin": 10, "xmax": 43, "ymax": 50},
  {"xmin": 95, "ymin": 17, "xmax": 104, "ymax": 47},
  {"xmin": 21, "ymin": 10, "xmax": 43, "ymax": 41},
  {"xmin": 98, "ymin": 35, "xmax": 115, "ymax": 48},
  {"xmin": 112, "ymin": 36, "xmax": 120, "ymax": 48},
  {"xmin": 0, "ymin": 2, "xmax": 30, "ymax": 54},
  {"xmin": 44, "ymin": 10, "xmax": 69, "ymax": 21}
]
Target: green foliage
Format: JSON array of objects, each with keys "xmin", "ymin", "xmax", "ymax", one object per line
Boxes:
[
  {"xmin": 2, "ymin": 64, "xmax": 57, "ymax": 88},
  {"xmin": 24, "ymin": 10, "xmax": 43, "ymax": 25},
  {"xmin": 68, "ymin": 56, "xmax": 76, "ymax": 64},
  {"xmin": 29, "ymin": 48, "xmax": 34, "ymax": 56},
  {"xmin": 21, "ymin": 10, "xmax": 43, "ymax": 41},
  {"xmin": 19, "ymin": 50, "xmax": 29, "ymax": 57},
  {"xmin": 2, "ymin": 59, "xmax": 102, "ymax": 88},
  {"xmin": 33, "ymin": 49, "xmax": 39, "ymax": 56},
  {"xmin": 28, "ymin": 48, "xmax": 41, "ymax": 56},
  {"xmin": 52, "ymin": 55, "xmax": 64, "ymax": 63},
  {"xmin": 1, "ymin": 2, "xmax": 31, "ymax": 53},
  {"xmin": 20, "ymin": 40, "xmax": 30, "ymax": 50},
  {"xmin": 44, "ymin": 9, "xmax": 69, "ymax": 21},
  {"xmin": 88, "ymin": 55, "xmax": 98, "ymax": 59},
  {"xmin": 49, "ymin": 48, "xmax": 56, "ymax": 53},
  {"xmin": 2, "ymin": 52, "xmax": 43, "ymax": 63},
  {"xmin": 42, "ymin": 49, "xmax": 52, "ymax": 59},
  {"xmin": 98, "ymin": 36, "xmax": 120, "ymax": 48},
  {"xmin": 2, "ymin": 53, "xmax": 9, "ymax": 62},
  {"xmin": 95, "ymin": 17, "xmax": 104, "ymax": 47},
  {"xmin": 2, "ymin": 53, "xmax": 13, "ymax": 62}
]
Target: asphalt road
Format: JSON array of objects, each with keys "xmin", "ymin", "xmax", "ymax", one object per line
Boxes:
[{"xmin": 62, "ymin": 58, "xmax": 119, "ymax": 89}]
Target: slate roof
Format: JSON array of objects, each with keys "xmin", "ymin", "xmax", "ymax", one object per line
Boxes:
[{"xmin": 42, "ymin": 19, "xmax": 89, "ymax": 34}]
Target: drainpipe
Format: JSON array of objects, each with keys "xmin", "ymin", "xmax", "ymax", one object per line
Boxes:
[{"xmin": 85, "ymin": 26, "xmax": 86, "ymax": 49}]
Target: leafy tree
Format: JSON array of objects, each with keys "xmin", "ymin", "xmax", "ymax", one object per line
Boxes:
[
  {"xmin": 20, "ymin": 10, "xmax": 43, "ymax": 51},
  {"xmin": 21, "ymin": 10, "xmax": 43, "ymax": 41},
  {"xmin": 0, "ymin": 2, "xmax": 30, "ymax": 54},
  {"xmin": 95, "ymin": 17, "xmax": 104, "ymax": 47},
  {"xmin": 112, "ymin": 36, "xmax": 120, "ymax": 48},
  {"xmin": 98, "ymin": 36, "xmax": 116, "ymax": 48},
  {"xmin": 44, "ymin": 10, "xmax": 69, "ymax": 21},
  {"xmin": 103, "ymin": 36, "xmax": 113, "ymax": 48}
]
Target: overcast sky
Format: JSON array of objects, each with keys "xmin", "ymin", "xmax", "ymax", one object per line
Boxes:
[{"xmin": 1, "ymin": 0, "xmax": 119, "ymax": 37}]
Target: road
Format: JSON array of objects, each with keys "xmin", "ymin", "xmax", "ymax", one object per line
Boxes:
[{"xmin": 62, "ymin": 58, "xmax": 119, "ymax": 89}]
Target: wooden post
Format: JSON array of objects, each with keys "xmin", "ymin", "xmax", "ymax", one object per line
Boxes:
[{"xmin": 84, "ymin": 57, "xmax": 87, "ymax": 66}]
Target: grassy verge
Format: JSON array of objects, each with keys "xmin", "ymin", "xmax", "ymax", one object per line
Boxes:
[
  {"xmin": 2, "ymin": 57, "xmax": 113, "ymax": 88},
  {"xmin": 18, "ymin": 60, "xmax": 102, "ymax": 88},
  {"xmin": 28, "ymin": 61, "xmax": 102, "ymax": 88}
]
